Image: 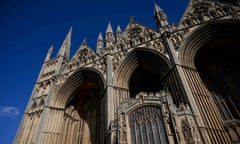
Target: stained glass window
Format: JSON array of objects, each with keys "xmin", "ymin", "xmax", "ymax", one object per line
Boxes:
[{"xmin": 129, "ymin": 106, "xmax": 168, "ymax": 144}]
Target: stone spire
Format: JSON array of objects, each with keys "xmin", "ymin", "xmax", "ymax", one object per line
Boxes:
[
  {"xmin": 57, "ymin": 27, "xmax": 72, "ymax": 60},
  {"xmin": 106, "ymin": 21, "xmax": 113, "ymax": 33},
  {"xmin": 116, "ymin": 24, "xmax": 122, "ymax": 42},
  {"xmin": 44, "ymin": 44, "xmax": 53, "ymax": 62},
  {"xmin": 105, "ymin": 21, "xmax": 115, "ymax": 48},
  {"xmin": 96, "ymin": 32, "xmax": 103, "ymax": 55},
  {"xmin": 154, "ymin": 2, "xmax": 169, "ymax": 32}
]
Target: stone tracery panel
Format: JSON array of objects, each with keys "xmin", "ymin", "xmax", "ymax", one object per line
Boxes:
[{"xmin": 129, "ymin": 105, "xmax": 168, "ymax": 144}]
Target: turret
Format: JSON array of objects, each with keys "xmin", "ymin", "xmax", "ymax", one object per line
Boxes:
[
  {"xmin": 154, "ymin": 2, "xmax": 170, "ymax": 32},
  {"xmin": 44, "ymin": 44, "xmax": 53, "ymax": 62},
  {"xmin": 105, "ymin": 21, "xmax": 115, "ymax": 48},
  {"xmin": 116, "ymin": 24, "xmax": 122, "ymax": 42},
  {"xmin": 96, "ymin": 32, "xmax": 103, "ymax": 55},
  {"xmin": 57, "ymin": 26, "xmax": 72, "ymax": 60}
]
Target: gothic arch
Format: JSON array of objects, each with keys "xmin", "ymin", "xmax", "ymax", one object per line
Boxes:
[
  {"xmin": 113, "ymin": 48, "xmax": 171, "ymax": 89},
  {"xmin": 112, "ymin": 48, "xmax": 172, "ymax": 114},
  {"xmin": 179, "ymin": 19, "xmax": 240, "ymax": 68},
  {"xmin": 178, "ymin": 20, "xmax": 240, "ymax": 143},
  {"xmin": 179, "ymin": 20, "xmax": 240, "ymax": 118},
  {"xmin": 48, "ymin": 68, "xmax": 106, "ymax": 144},
  {"xmin": 126, "ymin": 103, "xmax": 161, "ymax": 114},
  {"xmin": 50, "ymin": 67, "xmax": 106, "ymax": 108}
]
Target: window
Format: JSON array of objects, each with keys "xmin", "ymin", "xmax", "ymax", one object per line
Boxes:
[{"xmin": 129, "ymin": 106, "xmax": 168, "ymax": 144}]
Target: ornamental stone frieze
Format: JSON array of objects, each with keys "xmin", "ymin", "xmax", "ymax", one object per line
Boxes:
[{"xmin": 181, "ymin": 1, "xmax": 239, "ymax": 28}]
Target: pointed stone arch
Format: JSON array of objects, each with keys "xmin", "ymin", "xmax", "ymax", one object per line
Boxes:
[
  {"xmin": 112, "ymin": 48, "xmax": 172, "ymax": 111},
  {"xmin": 50, "ymin": 68, "xmax": 106, "ymax": 108},
  {"xmin": 178, "ymin": 20, "xmax": 240, "ymax": 143},
  {"xmin": 113, "ymin": 48, "xmax": 171, "ymax": 88},
  {"xmin": 46, "ymin": 68, "xmax": 106, "ymax": 144},
  {"xmin": 179, "ymin": 19, "xmax": 240, "ymax": 68}
]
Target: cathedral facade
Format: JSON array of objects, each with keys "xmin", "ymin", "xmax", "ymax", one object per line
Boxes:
[{"xmin": 14, "ymin": 0, "xmax": 240, "ymax": 143}]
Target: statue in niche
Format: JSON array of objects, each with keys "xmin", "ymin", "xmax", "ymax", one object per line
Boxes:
[{"xmin": 182, "ymin": 120, "xmax": 194, "ymax": 143}]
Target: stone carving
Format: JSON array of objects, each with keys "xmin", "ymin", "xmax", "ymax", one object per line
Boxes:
[
  {"xmin": 78, "ymin": 48, "xmax": 96, "ymax": 65},
  {"xmin": 28, "ymin": 98, "xmax": 45, "ymax": 117},
  {"xmin": 182, "ymin": 120, "xmax": 194, "ymax": 142},
  {"xmin": 112, "ymin": 52, "xmax": 125, "ymax": 70},
  {"xmin": 181, "ymin": 2, "xmax": 237, "ymax": 28},
  {"xmin": 171, "ymin": 32, "xmax": 183, "ymax": 50},
  {"xmin": 54, "ymin": 73, "xmax": 69, "ymax": 92},
  {"xmin": 94, "ymin": 57, "xmax": 106, "ymax": 74}
]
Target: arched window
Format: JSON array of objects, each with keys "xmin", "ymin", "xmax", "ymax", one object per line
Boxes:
[{"xmin": 129, "ymin": 106, "xmax": 168, "ymax": 144}]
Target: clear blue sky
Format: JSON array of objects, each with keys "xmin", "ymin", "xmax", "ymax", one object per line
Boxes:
[{"xmin": 0, "ymin": 0, "xmax": 188, "ymax": 143}]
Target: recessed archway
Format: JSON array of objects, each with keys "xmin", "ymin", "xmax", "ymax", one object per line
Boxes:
[
  {"xmin": 194, "ymin": 23, "xmax": 240, "ymax": 120},
  {"xmin": 51, "ymin": 68, "xmax": 105, "ymax": 144},
  {"xmin": 180, "ymin": 20, "xmax": 240, "ymax": 143},
  {"xmin": 128, "ymin": 50, "xmax": 168, "ymax": 98},
  {"xmin": 114, "ymin": 48, "xmax": 171, "ymax": 98}
]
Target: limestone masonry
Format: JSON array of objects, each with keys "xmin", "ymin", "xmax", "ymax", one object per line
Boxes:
[{"xmin": 15, "ymin": 0, "xmax": 240, "ymax": 143}]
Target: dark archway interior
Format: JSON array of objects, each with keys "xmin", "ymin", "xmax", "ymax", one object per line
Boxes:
[
  {"xmin": 218, "ymin": 0, "xmax": 239, "ymax": 5},
  {"xmin": 195, "ymin": 22, "xmax": 240, "ymax": 120},
  {"xmin": 129, "ymin": 50, "xmax": 168, "ymax": 98},
  {"xmin": 67, "ymin": 70, "xmax": 104, "ymax": 144}
]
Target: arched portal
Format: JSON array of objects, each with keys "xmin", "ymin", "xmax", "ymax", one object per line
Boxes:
[
  {"xmin": 113, "ymin": 48, "xmax": 171, "ymax": 108},
  {"xmin": 195, "ymin": 23, "xmax": 240, "ymax": 121},
  {"xmin": 195, "ymin": 35, "xmax": 240, "ymax": 120},
  {"xmin": 180, "ymin": 20, "xmax": 240, "ymax": 143},
  {"xmin": 128, "ymin": 50, "xmax": 167, "ymax": 98},
  {"xmin": 66, "ymin": 70, "xmax": 104, "ymax": 144},
  {"xmin": 52, "ymin": 69, "xmax": 105, "ymax": 144},
  {"xmin": 194, "ymin": 21, "xmax": 240, "ymax": 143}
]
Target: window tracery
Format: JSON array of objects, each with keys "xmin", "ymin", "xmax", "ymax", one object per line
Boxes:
[{"xmin": 129, "ymin": 106, "xmax": 168, "ymax": 144}]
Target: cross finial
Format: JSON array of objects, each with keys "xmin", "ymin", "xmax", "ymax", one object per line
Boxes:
[
  {"xmin": 129, "ymin": 16, "xmax": 135, "ymax": 22},
  {"xmin": 82, "ymin": 38, "xmax": 87, "ymax": 45}
]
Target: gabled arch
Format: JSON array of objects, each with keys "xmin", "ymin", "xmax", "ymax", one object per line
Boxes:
[{"xmin": 50, "ymin": 67, "xmax": 106, "ymax": 108}]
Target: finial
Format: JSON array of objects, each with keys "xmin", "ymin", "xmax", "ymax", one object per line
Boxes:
[
  {"xmin": 82, "ymin": 38, "xmax": 87, "ymax": 45},
  {"xmin": 129, "ymin": 16, "xmax": 135, "ymax": 22},
  {"xmin": 48, "ymin": 43, "xmax": 54, "ymax": 53},
  {"xmin": 116, "ymin": 24, "xmax": 122, "ymax": 32},
  {"xmin": 44, "ymin": 44, "xmax": 54, "ymax": 62},
  {"xmin": 57, "ymin": 27, "xmax": 72, "ymax": 59},
  {"xmin": 106, "ymin": 21, "xmax": 113, "ymax": 33},
  {"xmin": 98, "ymin": 32, "xmax": 103, "ymax": 40}
]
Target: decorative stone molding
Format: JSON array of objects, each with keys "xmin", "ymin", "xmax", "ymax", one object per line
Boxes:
[
  {"xmin": 116, "ymin": 91, "xmax": 177, "ymax": 143},
  {"xmin": 182, "ymin": 1, "xmax": 240, "ymax": 28},
  {"xmin": 54, "ymin": 73, "xmax": 69, "ymax": 92},
  {"xmin": 27, "ymin": 97, "xmax": 45, "ymax": 118},
  {"xmin": 93, "ymin": 57, "xmax": 107, "ymax": 74}
]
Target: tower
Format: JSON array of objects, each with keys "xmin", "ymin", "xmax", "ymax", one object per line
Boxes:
[{"xmin": 14, "ymin": 1, "xmax": 240, "ymax": 143}]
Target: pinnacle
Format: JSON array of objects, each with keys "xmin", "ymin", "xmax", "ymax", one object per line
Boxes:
[{"xmin": 106, "ymin": 21, "xmax": 113, "ymax": 33}]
